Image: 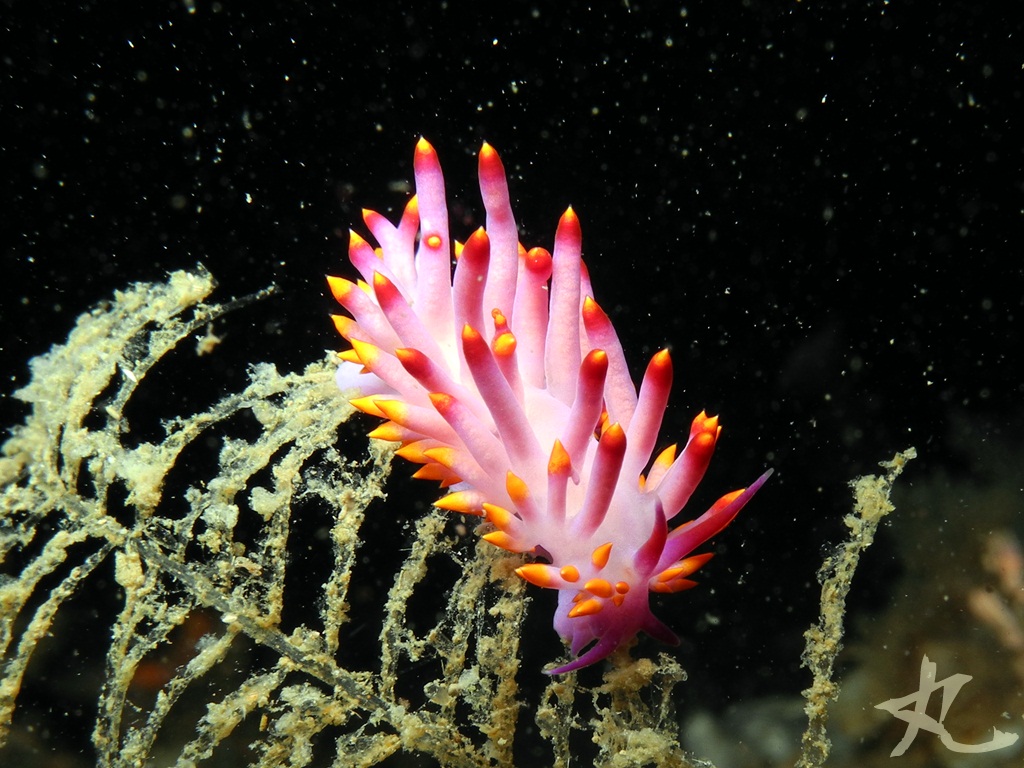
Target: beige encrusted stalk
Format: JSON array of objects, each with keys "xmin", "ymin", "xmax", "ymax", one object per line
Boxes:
[{"xmin": 796, "ymin": 448, "xmax": 916, "ymax": 768}]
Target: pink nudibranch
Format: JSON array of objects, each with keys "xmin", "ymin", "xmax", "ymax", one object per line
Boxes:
[{"xmin": 329, "ymin": 138, "xmax": 771, "ymax": 674}]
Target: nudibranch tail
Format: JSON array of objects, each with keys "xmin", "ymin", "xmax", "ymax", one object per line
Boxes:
[{"xmin": 330, "ymin": 138, "xmax": 770, "ymax": 674}]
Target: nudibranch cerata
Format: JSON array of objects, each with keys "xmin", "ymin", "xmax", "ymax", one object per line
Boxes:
[{"xmin": 328, "ymin": 139, "xmax": 771, "ymax": 674}]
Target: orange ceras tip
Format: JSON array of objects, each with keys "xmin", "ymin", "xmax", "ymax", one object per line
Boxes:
[
  {"xmin": 650, "ymin": 578, "xmax": 699, "ymax": 594},
  {"xmin": 477, "ymin": 141, "xmax": 505, "ymax": 186},
  {"xmin": 482, "ymin": 502, "xmax": 515, "ymax": 529},
  {"xmin": 481, "ymin": 531, "xmax": 520, "ymax": 552},
  {"xmin": 479, "ymin": 141, "xmax": 499, "ymax": 164},
  {"xmin": 558, "ymin": 206, "xmax": 581, "ymax": 239},
  {"xmin": 568, "ymin": 598, "xmax": 603, "ymax": 619},
  {"xmin": 693, "ymin": 410, "xmax": 721, "ymax": 438},
  {"xmin": 584, "ymin": 578, "xmax": 615, "ymax": 599},
  {"xmin": 349, "ymin": 396, "xmax": 386, "ymax": 418},
  {"xmin": 525, "ymin": 247, "xmax": 552, "ymax": 277},
  {"xmin": 415, "ymin": 136, "xmax": 435, "ymax": 160},
  {"xmin": 330, "ymin": 314, "xmax": 357, "ymax": 337},
  {"xmin": 649, "ymin": 348, "xmax": 673, "ymax": 384},
  {"xmin": 421, "ymin": 446, "xmax": 459, "ymax": 470},
  {"xmin": 548, "ymin": 439, "xmax": 571, "ymax": 476},
  {"xmin": 337, "ymin": 348, "xmax": 361, "ymax": 365},
  {"xmin": 329, "ymin": 139, "xmax": 772, "ymax": 676},
  {"xmin": 651, "ymin": 444, "xmax": 677, "ymax": 471},
  {"xmin": 326, "ymin": 275, "xmax": 354, "ymax": 304},
  {"xmin": 348, "ymin": 338, "xmax": 380, "ymax": 368},
  {"xmin": 709, "ymin": 488, "xmax": 746, "ymax": 512},
  {"xmin": 373, "ymin": 399, "xmax": 411, "ymax": 423},
  {"xmin": 372, "ymin": 270, "xmax": 392, "ymax": 295},
  {"xmin": 348, "ymin": 229, "xmax": 373, "ymax": 253},
  {"xmin": 393, "ymin": 347, "xmax": 417, "ymax": 366},
  {"xmin": 581, "ymin": 294, "xmax": 605, "ymax": 325},
  {"xmin": 516, "ymin": 563, "xmax": 558, "ymax": 588},
  {"xmin": 411, "ymin": 463, "xmax": 450, "ymax": 481},
  {"xmin": 505, "ymin": 471, "xmax": 531, "ymax": 506},
  {"xmin": 366, "ymin": 422, "xmax": 405, "ymax": 442},
  {"xmin": 434, "ymin": 490, "xmax": 484, "ymax": 516},
  {"xmin": 427, "ymin": 392, "xmax": 455, "ymax": 412},
  {"xmin": 395, "ymin": 442, "xmax": 429, "ymax": 463},
  {"xmin": 493, "ymin": 332, "xmax": 517, "ymax": 358},
  {"xmin": 656, "ymin": 553, "xmax": 715, "ymax": 583},
  {"xmin": 591, "ymin": 542, "xmax": 613, "ymax": 569},
  {"xmin": 559, "ymin": 565, "xmax": 580, "ymax": 583},
  {"xmin": 461, "ymin": 323, "xmax": 483, "ymax": 346},
  {"xmin": 464, "ymin": 227, "xmax": 490, "ymax": 255}
]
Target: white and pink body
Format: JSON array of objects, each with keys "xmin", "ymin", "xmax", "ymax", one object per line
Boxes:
[{"xmin": 329, "ymin": 139, "xmax": 770, "ymax": 674}]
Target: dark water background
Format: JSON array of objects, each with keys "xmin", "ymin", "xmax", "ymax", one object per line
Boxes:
[{"xmin": 2, "ymin": 2, "xmax": 1020, "ymax": 764}]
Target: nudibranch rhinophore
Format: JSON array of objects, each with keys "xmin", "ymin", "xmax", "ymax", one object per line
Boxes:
[{"xmin": 328, "ymin": 139, "xmax": 771, "ymax": 674}]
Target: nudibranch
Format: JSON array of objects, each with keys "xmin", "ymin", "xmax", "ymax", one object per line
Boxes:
[{"xmin": 329, "ymin": 139, "xmax": 771, "ymax": 674}]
